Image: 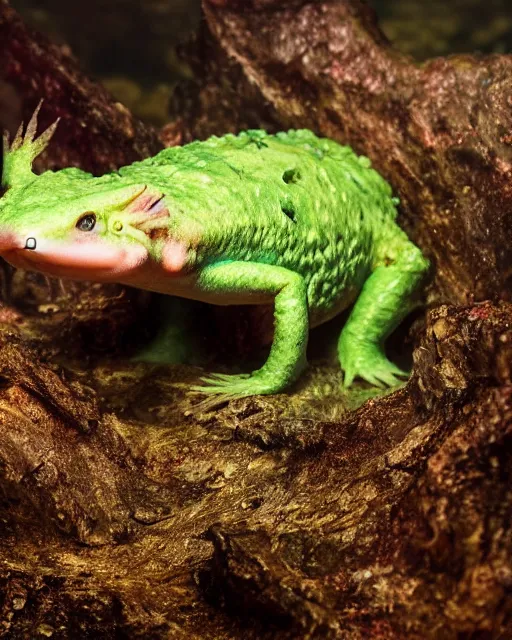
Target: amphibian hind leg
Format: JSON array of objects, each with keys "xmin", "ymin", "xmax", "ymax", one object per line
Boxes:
[
  {"xmin": 338, "ymin": 240, "xmax": 429, "ymax": 388},
  {"xmin": 133, "ymin": 295, "xmax": 203, "ymax": 365},
  {"xmin": 191, "ymin": 262, "xmax": 308, "ymax": 401}
]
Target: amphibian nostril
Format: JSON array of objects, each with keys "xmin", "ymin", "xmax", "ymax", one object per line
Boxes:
[{"xmin": 25, "ymin": 237, "xmax": 37, "ymax": 250}]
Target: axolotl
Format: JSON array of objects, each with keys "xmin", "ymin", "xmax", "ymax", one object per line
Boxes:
[{"xmin": 0, "ymin": 105, "xmax": 429, "ymax": 401}]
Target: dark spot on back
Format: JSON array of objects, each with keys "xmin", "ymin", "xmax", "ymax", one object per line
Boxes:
[
  {"xmin": 283, "ymin": 169, "xmax": 301, "ymax": 184},
  {"xmin": 281, "ymin": 203, "xmax": 297, "ymax": 223}
]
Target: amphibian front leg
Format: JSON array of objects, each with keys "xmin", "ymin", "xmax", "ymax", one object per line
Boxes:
[{"xmin": 191, "ymin": 262, "xmax": 309, "ymax": 402}]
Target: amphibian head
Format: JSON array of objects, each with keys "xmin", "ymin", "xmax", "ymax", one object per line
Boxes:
[{"xmin": 0, "ymin": 104, "xmax": 169, "ymax": 281}]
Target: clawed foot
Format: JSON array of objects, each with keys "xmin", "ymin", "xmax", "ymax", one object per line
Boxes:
[
  {"xmin": 340, "ymin": 341, "xmax": 409, "ymax": 389},
  {"xmin": 190, "ymin": 370, "xmax": 281, "ymax": 412}
]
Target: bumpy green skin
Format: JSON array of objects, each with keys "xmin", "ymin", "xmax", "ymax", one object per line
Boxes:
[{"xmin": 0, "ymin": 116, "xmax": 429, "ymax": 401}]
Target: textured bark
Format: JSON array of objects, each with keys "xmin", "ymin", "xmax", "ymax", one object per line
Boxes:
[{"xmin": 0, "ymin": 1, "xmax": 511, "ymax": 639}]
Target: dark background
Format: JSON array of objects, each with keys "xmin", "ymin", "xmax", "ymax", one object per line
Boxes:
[{"xmin": 10, "ymin": 0, "xmax": 512, "ymax": 126}]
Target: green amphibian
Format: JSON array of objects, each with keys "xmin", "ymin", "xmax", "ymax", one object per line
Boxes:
[{"xmin": 0, "ymin": 104, "xmax": 429, "ymax": 402}]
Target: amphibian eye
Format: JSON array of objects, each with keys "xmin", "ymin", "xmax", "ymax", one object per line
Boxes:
[{"xmin": 76, "ymin": 213, "xmax": 96, "ymax": 232}]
